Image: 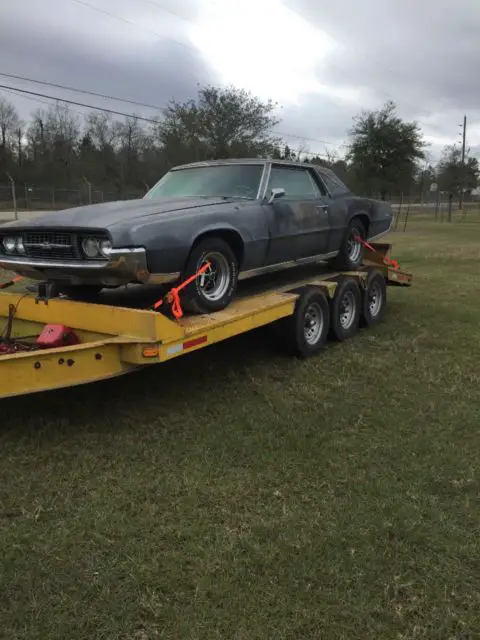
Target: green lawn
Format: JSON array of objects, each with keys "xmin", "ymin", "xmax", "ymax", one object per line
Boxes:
[{"xmin": 1, "ymin": 217, "xmax": 480, "ymax": 639}]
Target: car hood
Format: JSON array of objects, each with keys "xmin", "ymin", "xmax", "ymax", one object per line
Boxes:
[{"xmin": 1, "ymin": 196, "xmax": 242, "ymax": 230}]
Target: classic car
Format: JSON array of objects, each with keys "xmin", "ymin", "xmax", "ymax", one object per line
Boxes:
[{"xmin": 0, "ymin": 159, "xmax": 393, "ymax": 313}]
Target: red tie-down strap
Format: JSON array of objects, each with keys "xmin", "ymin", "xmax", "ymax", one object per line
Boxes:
[
  {"xmin": 0, "ymin": 275, "xmax": 23, "ymax": 290},
  {"xmin": 152, "ymin": 261, "xmax": 212, "ymax": 319},
  {"xmin": 353, "ymin": 235, "xmax": 400, "ymax": 270}
]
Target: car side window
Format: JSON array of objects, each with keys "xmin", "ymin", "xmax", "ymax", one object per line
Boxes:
[
  {"xmin": 319, "ymin": 171, "xmax": 349, "ymax": 197},
  {"xmin": 268, "ymin": 166, "xmax": 325, "ymax": 200}
]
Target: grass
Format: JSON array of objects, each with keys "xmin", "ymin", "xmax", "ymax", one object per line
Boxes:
[{"xmin": 1, "ymin": 216, "xmax": 480, "ymax": 639}]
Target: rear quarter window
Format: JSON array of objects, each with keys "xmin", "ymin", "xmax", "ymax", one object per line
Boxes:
[{"xmin": 318, "ymin": 170, "xmax": 350, "ymax": 197}]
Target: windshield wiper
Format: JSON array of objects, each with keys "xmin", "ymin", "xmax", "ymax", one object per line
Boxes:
[{"xmin": 216, "ymin": 195, "xmax": 254, "ymax": 200}]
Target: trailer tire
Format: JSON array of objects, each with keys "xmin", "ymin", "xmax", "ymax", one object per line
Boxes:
[
  {"xmin": 281, "ymin": 286, "xmax": 330, "ymax": 358},
  {"xmin": 360, "ymin": 269, "xmax": 387, "ymax": 328},
  {"xmin": 329, "ymin": 277, "xmax": 361, "ymax": 341}
]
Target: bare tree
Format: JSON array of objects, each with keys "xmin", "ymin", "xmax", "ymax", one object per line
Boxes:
[{"xmin": 0, "ymin": 97, "xmax": 19, "ymax": 148}]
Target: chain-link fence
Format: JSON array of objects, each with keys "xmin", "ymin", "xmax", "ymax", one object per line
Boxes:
[{"xmin": 0, "ymin": 182, "xmax": 147, "ymax": 218}]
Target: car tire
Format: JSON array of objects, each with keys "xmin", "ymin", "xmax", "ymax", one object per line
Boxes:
[
  {"xmin": 331, "ymin": 217, "xmax": 367, "ymax": 270},
  {"xmin": 181, "ymin": 237, "xmax": 239, "ymax": 314}
]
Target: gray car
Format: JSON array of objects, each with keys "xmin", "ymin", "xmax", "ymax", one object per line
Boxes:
[{"xmin": 0, "ymin": 159, "xmax": 393, "ymax": 313}]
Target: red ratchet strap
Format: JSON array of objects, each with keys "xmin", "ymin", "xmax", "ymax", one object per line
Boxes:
[
  {"xmin": 353, "ymin": 235, "xmax": 399, "ymax": 270},
  {"xmin": 0, "ymin": 275, "xmax": 23, "ymax": 290},
  {"xmin": 153, "ymin": 261, "xmax": 211, "ymax": 319}
]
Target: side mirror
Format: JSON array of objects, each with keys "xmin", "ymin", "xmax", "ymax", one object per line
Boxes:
[{"xmin": 267, "ymin": 187, "xmax": 285, "ymax": 205}]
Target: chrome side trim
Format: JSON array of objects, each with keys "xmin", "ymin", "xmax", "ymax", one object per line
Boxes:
[
  {"xmin": 109, "ymin": 248, "xmax": 146, "ymax": 256},
  {"xmin": 0, "ymin": 257, "xmax": 108, "ymax": 269},
  {"xmin": 239, "ymin": 251, "xmax": 339, "ymax": 281}
]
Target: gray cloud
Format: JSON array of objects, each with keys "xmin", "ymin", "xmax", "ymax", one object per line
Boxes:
[
  {"xmin": 0, "ymin": 0, "xmax": 217, "ymax": 123},
  {"xmin": 284, "ymin": 0, "xmax": 480, "ymax": 158},
  {"xmin": 1, "ymin": 0, "xmax": 479, "ymax": 162}
]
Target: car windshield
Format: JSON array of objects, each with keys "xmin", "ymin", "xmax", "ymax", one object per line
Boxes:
[{"xmin": 144, "ymin": 164, "xmax": 264, "ymax": 200}]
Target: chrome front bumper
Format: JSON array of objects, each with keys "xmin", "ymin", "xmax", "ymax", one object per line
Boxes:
[{"xmin": 0, "ymin": 247, "xmax": 180, "ymax": 287}]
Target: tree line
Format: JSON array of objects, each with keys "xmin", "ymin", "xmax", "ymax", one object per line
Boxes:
[{"xmin": 0, "ymin": 84, "xmax": 478, "ymax": 201}]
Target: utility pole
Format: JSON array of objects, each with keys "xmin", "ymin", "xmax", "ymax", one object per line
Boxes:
[{"xmin": 459, "ymin": 114, "xmax": 467, "ymax": 210}]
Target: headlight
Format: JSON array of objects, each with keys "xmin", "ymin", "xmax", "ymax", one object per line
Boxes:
[
  {"xmin": 16, "ymin": 237, "xmax": 25, "ymax": 254},
  {"xmin": 3, "ymin": 237, "xmax": 17, "ymax": 253},
  {"xmin": 99, "ymin": 239, "xmax": 112, "ymax": 257},
  {"xmin": 82, "ymin": 237, "xmax": 101, "ymax": 258}
]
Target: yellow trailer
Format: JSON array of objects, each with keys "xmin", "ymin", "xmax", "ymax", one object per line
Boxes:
[{"xmin": 0, "ymin": 243, "xmax": 412, "ymax": 399}]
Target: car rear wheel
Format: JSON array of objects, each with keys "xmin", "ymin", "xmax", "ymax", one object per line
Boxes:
[
  {"xmin": 331, "ymin": 218, "xmax": 366, "ymax": 270},
  {"xmin": 181, "ymin": 237, "xmax": 239, "ymax": 314}
]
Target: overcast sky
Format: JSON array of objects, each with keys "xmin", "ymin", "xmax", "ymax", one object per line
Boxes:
[{"xmin": 1, "ymin": 0, "xmax": 479, "ymax": 162}]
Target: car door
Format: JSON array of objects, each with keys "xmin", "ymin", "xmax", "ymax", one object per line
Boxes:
[
  {"xmin": 315, "ymin": 168, "xmax": 351, "ymax": 252},
  {"xmin": 263, "ymin": 164, "xmax": 330, "ymax": 265}
]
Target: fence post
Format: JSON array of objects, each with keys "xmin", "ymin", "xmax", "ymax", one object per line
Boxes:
[
  {"xmin": 6, "ymin": 173, "xmax": 18, "ymax": 220},
  {"xmin": 403, "ymin": 195, "xmax": 411, "ymax": 232},
  {"xmin": 394, "ymin": 192, "xmax": 403, "ymax": 231},
  {"xmin": 435, "ymin": 190, "xmax": 440, "ymax": 222},
  {"xmin": 83, "ymin": 176, "xmax": 92, "ymax": 204}
]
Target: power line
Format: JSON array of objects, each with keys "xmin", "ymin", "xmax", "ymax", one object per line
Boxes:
[
  {"xmin": 0, "ymin": 87, "xmax": 101, "ymax": 120},
  {"xmin": 0, "ymin": 72, "xmax": 166, "ymax": 113},
  {"xmin": 69, "ymin": 0, "xmax": 200, "ymax": 58},
  {"xmin": 0, "ymin": 84, "xmax": 161, "ymax": 124},
  {"xmin": 1, "ymin": 2, "xmax": 340, "ymax": 153},
  {"xmin": 0, "ymin": 84, "xmax": 327, "ymax": 157},
  {"xmin": 67, "ymin": 0, "xmax": 339, "ymax": 149},
  {"xmin": 68, "ymin": 0, "xmax": 434, "ymax": 148},
  {"xmin": 0, "ymin": 72, "xmax": 338, "ymax": 150}
]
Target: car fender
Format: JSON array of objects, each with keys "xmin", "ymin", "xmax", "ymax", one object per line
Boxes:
[
  {"xmin": 190, "ymin": 222, "xmax": 251, "ymax": 245},
  {"xmin": 189, "ymin": 222, "xmax": 254, "ymax": 269},
  {"xmin": 345, "ymin": 199, "xmax": 372, "ymax": 228}
]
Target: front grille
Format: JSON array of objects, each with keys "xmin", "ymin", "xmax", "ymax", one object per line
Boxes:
[{"xmin": 23, "ymin": 232, "xmax": 81, "ymax": 261}]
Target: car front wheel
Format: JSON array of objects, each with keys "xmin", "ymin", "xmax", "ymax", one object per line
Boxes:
[{"xmin": 181, "ymin": 237, "xmax": 239, "ymax": 314}]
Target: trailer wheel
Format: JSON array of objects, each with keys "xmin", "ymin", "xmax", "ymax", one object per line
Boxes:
[
  {"xmin": 329, "ymin": 277, "xmax": 361, "ymax": 341},
  {"xmin": 360, "ymin": 269, "xmax": 387, "ymax": 328},
  {"xmin": 282, "ymin": 286, "xmax": 330, "ymax": 357}
]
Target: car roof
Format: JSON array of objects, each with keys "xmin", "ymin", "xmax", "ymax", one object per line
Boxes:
[{"xmin": 171, "ymin": 158, "xmax": 332, "ymax": 173}]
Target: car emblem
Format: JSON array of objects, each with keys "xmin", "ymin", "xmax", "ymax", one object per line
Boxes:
[{"xmin": 41, "ymin": 242, "xmax": 53, "ymax": 249}]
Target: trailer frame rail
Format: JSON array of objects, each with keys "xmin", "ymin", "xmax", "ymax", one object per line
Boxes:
[{"xmin": 0, "ymin": 242, "xmax": 412, "ymax": 399}]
